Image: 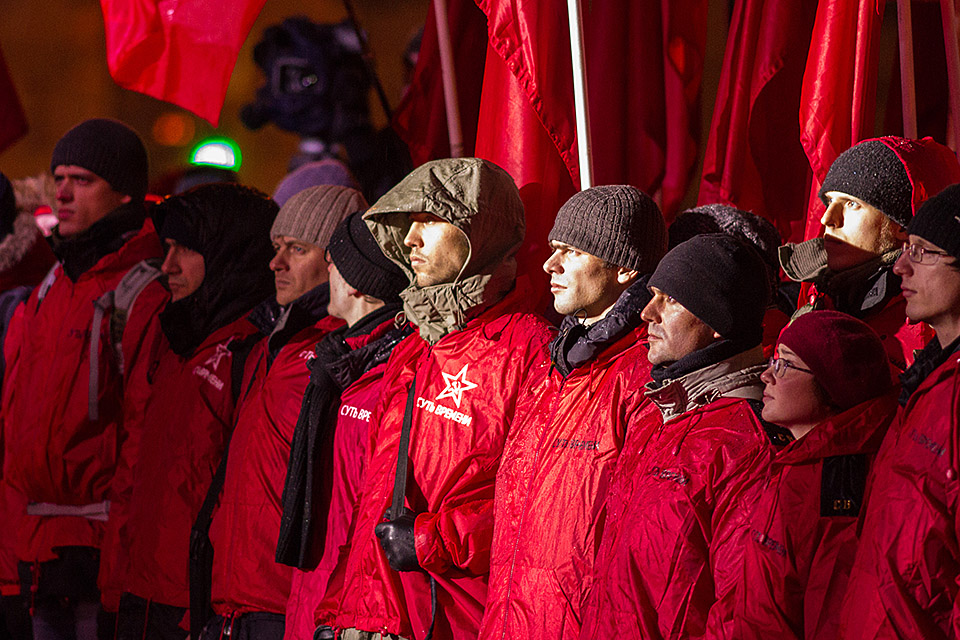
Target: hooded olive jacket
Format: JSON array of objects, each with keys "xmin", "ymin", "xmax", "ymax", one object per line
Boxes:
[{"xmin": 316, "ymin": 159, "xmax": 554, "ymax": 639}]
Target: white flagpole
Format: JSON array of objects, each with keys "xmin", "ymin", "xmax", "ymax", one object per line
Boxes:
[
  {"xmin": 897, "ymin": 0, "xmax": 918, "ymax": 139},
  {"xmin": 433, "ymin": 0, "xmax": 464, "ymax": 157},
  {"xmin": 941, "ymin": 0, "xmax": 960, "ymax": 149},
  {"xmin": 567, "ymin": 0, "xmax": 593, "ymax": 189}
]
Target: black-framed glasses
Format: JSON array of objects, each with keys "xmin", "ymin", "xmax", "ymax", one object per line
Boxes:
[
  {"xmin": 767, "ymin": 356, "xmax": 814, "ymax": 378},
  {"xmin": 902, "ymin": 242, "xmax": 950, "ymax": 265}
]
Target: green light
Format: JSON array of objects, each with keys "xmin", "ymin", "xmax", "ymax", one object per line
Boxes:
[{"xmin": 190, "ymin": 138, "xmax": 242, "ymax": 171}]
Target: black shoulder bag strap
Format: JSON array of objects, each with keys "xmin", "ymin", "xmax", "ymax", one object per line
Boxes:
[{"xmin": 388, "ymin": 372, "xmax": 437, "ymax": 640}]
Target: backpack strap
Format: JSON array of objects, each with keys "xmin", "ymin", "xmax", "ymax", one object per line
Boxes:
[
  {"xmin": 88, "ymin": 258, "xmax": 162, "ymax": 421},
  {"xmin": 34, "ymin": 263, "xmax": 59, "ymax": 308}
]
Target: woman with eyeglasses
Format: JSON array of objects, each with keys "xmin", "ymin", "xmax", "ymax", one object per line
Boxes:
[{"xmin": 732, "ymin": 310, "xmax": 897, "ymax": 640}]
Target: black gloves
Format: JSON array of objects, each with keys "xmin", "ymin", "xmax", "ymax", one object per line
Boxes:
[
  {"xmin": 375, "ymin": 510, "xmax": 420, "ymax": 572},
  {"xmin": 314, "ymin": 626, "xmax": 334, "ymax": 640}
]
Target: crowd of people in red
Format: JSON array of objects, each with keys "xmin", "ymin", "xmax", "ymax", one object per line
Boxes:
[{"xmin": 2, "ymin": 118, "xmax": 960, "ymax": 640}]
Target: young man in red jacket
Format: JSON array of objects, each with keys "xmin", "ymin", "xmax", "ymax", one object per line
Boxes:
[
  {"xmin": 315, "ymin": 158, "xmax": 553, "ymax": 640},
  {"xmin": 478, "ymin": 185, "xmax": 666, "ymax": 640},
  {"xmin": 279, "ymin": 211, "xmax": 411, "ymax": 639},
  {"xmin": 778, "ymin": 136, "xmax": 960, "ymax": 371},
  {"xmin": 1, "ymin": 119, "xmax": 167, "ymax": 640},
  {"xmin": 579, "ymin": 234, "xmax": 779, "ymax": 640},
  {"xmin": 115, "ymin": 184, "xmax": 278, "ymax": 640},
  {"xmin": 200, "ymin": 186, "xmax": 365, "ymax": 638},
  {"xmin": 839, "ymin": 183, "xmax": 960, "ymax": 639}
]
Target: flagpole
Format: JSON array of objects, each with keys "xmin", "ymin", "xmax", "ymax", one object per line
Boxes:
[
  {"xmin": 897, "ymin": 0, "xmax": 918, "ymax": 139},
  {"xmin": 941, "ymin": 0, "xmax": 960, "ymax": 149},
  {"xmin": 567, "ymin": 0, "xmax": 593, "ymax": 189},
  {"xmin": 433, "ymin": 0, "xmax": 464, "ymax": 157}
]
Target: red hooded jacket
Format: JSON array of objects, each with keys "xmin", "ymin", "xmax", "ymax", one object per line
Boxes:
[
  {"xmin": 122, "ymin": 318, "xmax": 259, "ymax": 609},
  {"xmin": 734, "ymin": 392, "xmax": 898, "ymax": 639},
  {"xmin": 1, "ymin": 220, "xmax": 164, "ymax": 562},
  {"xmin": 579, "ymin": 348, "xmax": 777, "ymax": 640},
  {"xmin": 839, "ymin": 348, "xmax": 960, "ymax": 639},
  {"xmin": 478, "ymin": 325, "xmax": 651, "ymax": 640},
  {"xmin": 209, "ymin": 316, "xmax": 342, "ymax": 617},
  {"xmin": 316, "ymin": 289, "xmax": 553, "ymax": 639}
]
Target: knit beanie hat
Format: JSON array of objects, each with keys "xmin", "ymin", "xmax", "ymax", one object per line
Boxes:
[
  {"xmin": 908, "ymin": 182, "xmax": 960, "ymax": 261},
  {"xmin": 327, "ymin": 211, "xmax": 407, "ymax": 302},
  {"xmin": 778, "ymin": 310, "xmax": 892, "ymax": 410},
  {"xmin": 273, "ymin": 158, "xmax": 360, "ymax": 207},
  {"xmin": 648, "ymin": 233, "xmax": 770, "ymax": 346},
  {"xmin": 50, "ymin": 119, "xmax": 148, "ymax": 201},
  {"xmin": 271, "ymin": 184, "xmax": 368, "ymax": 248},
  {"xmin": 819, "ymin": 136, "xmax": 960, "ymax": 229},
  {"xmin": 548, "ymin": 185, "xmax": 666, "ymax": 273}
]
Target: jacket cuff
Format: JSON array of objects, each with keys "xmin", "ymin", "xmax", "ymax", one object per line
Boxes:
[{"xmin": 413, "ymin": 512, "xmax": 452, "ymax": 574}]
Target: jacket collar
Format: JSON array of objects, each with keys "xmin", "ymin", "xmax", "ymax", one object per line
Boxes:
[
  {"xmin": 550, "ymin": 277, "xmax": 651, "ymax": 377},
  {"xmin": 50, "ymin": 201, "xmax": 146, "ymax": 281},
  {"xmin": 899, "ymin": 333, "xmax": 960, "ymax": 405},
  {"xmin": 645, "ymin": 345, "xmax": 765, "ymax": 422}
]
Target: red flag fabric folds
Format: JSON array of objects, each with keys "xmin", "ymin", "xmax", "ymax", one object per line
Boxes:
[
  {"xmin": 392, "ymin": 0, "xmax": 487, "ymax": 166},
  {"xmin": 799, "ymin": 0, "xmax": 885, "ymax": 240},
  {"xmin": 0, "ymin": 45, "xmax": 27, "ymax": 153},
  {"xmin": 699, "ymin": 0, "xmax": 819, "ymax": 243},
  {"xmin": 99, "ymin": 0, "xmax": 269, "ymax": 126}
]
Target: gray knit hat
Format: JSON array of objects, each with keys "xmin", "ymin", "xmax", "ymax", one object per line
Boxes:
[
  {"xmin": 271, "ymin": 184, "xmax": 368, "ymax": 248},
  {"xmin": 50, "ymin": 118, "xmax": 148, "ymax": 201},
  {"xmin": 548, "ymin": 185, "xmax": 666, "ymax": 273}
]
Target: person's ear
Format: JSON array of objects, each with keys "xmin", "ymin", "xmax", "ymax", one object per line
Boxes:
[{"xmin": 616, "ymin": 267, "xmax": 639, "ymax": 285}]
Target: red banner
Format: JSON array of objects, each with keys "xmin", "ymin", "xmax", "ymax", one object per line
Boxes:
[{"xmin": 0, "ymin": 45, "xmax": 27, "ymax": 153}]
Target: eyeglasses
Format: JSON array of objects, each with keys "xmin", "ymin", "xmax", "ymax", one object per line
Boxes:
[
  {"xmin": 767, "ymin": 356, "xmax": 814, "ymax": 378},
  {"xmin": 902, "ymin": 242, "xmax": 950, "ymax": 265}
]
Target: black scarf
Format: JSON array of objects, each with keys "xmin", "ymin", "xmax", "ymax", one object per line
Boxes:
[
  {"xmin": 549, "ymin": 277, "xmax": 651, "ymax": 378},
  {"xmin": 276, "ymin": 303, "xmax": 410, "ymax": 569},
  {"xmin": 50, "ymin": 202, "xmax": 145, "ymax": 281},
  {"xmin": 899, "ymin": 334, "xmax": 960, "ymax": 406},
  {"xmin": 649, "ymin": 338, "xmax": 748, "ymax": 386}
]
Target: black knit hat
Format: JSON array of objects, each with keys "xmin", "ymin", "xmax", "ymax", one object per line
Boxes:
[
  {"xmin": 908, "ymin": 183, "xmax": 960, "ymax": 261},
  {"xmin": 818, "ymin": 138, "xmax": 913, "ymax": 228},
  {"xmin": 648, "ymin": 233, "xmax": 770, "ymax": 346},
  {"xmin": 327, "ymin": 211, "xmax": 407, "ymax": 302},
  {"xmin": 548, "ymin": 185, "xmax": 666, "ymax": 273},
  {"xmin": 50, "ymin": 119, "xmax": 149, "ymax": 201}
]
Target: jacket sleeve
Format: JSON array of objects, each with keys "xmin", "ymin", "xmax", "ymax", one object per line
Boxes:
[
  {"xmin": 98, "ymin": 281, "xmax": 167, "ymax": 611},
  {"xmin": 705, "ymin": 435, "xmax": 775, "ymax": 639}
]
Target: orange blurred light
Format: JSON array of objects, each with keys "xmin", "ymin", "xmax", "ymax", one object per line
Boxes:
[{"xmin": 152, "ymin": 113, "xmax": 195, "ymax": 146}]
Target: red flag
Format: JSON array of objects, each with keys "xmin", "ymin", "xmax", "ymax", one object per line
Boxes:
[
  {"xmin": 0, "ymin": 45, "xmax": 27, "ymax": 153},
  {"xmin": 99, "ymin": 0, "xmax": 268, "ymax": 126},
  {"xmin": 698, "ymin": 0, "xmax": 819, "ymax": 243},
  {"xmin": 392, "ymin": 0, "xmax": 487, "ymax": 165},
  {"xmin": 474, "ymin": 0, "xmax": 707, "ymax": 277},
  {"xmin": 799, "ymin": 0, "xmax": 885, "ymax": 239}
]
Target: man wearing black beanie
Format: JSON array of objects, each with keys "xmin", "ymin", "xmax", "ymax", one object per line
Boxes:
[
  {"xmin": 279, "ymin": 211, "xmax": 412, "ymax": 639},
  {"xmin": 779, "ymin": 136, "xmax": 960, "ymax": 371},
  {"xmin": 1, "ymin": 118, "xmax": 166, "ymax": 638},
  {"xmin": 581, "ymin": 233, "xmax": 783, "ymax": 640}
]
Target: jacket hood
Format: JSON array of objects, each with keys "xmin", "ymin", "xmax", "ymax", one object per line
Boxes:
[
  {"xmin": 645, "ymin": 346, "xmax": 765, "ymax": 422},
  {"xmin": 363, "ymin": 157, "xmax": 524, "ymax": 343}
]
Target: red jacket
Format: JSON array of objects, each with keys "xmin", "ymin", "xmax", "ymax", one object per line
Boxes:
[
  {"xmin": 316, "ymin": 291, "xmax": 553, "ymax": 640},
  {"xmin": 122, "ymin": 318, "xmax": 259, "ymax": 608},
  {"xmin": 579, "ymin": 349, "xmax": 776, "ymax": 640},
  {"xmin": 478, "ymin": 326, "xmax": 651, "ymax": 640},
  {"xmin": 1, "ymin": 220, "xmax": 164, "ymax": 562},
  {"xmin": 734, "ymin": 393, "xmax": 897, "ymax": 640},
  {"xmin": 839, "ymin": 349, "xmax": 960, "ymax": 639},
  {"xmin": 209, "ymin": 316, "xmax": 342, "ymax": 616},
  {"xmin": 285, "ymin": 356, "xmax": 388, "ymax": 639}
]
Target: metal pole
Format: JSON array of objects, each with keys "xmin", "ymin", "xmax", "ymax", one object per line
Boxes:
[
  {"xmin": 897, "ymin": 0, "xmax": 918, "ymax": 139},
  {"xmin": 942, "ymin": 0, "xmax": 960, "ymax": 149},
  {"xmin": 433, "ymin": 0, "xmax": 464, "ymax": 157},
  {"xmin": 567, "ymin": 0, "xmax": 593, "ymax": 189},
  {"xmin": 341, "ymin": 0, "xmax": 394, "ymax": 121}
]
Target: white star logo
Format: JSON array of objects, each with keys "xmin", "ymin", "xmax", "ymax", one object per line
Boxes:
[
  {"xmin": 435, "ymin": 364, "xmax": 478, "ymax": 409},
  {"xmin": 204, "ymin": 341, "xmax": 232, "ymax": 370}
]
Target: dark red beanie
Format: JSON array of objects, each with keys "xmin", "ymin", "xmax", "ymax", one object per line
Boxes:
[{"xmin": 777, "ymin": 310, "xmax": 891, "ymax": 410}]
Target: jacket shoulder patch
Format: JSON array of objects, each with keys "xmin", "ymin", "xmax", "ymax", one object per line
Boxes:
[{"xmin": 820, "ymin": 454, "xmax": 868, "ymax": 518}]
